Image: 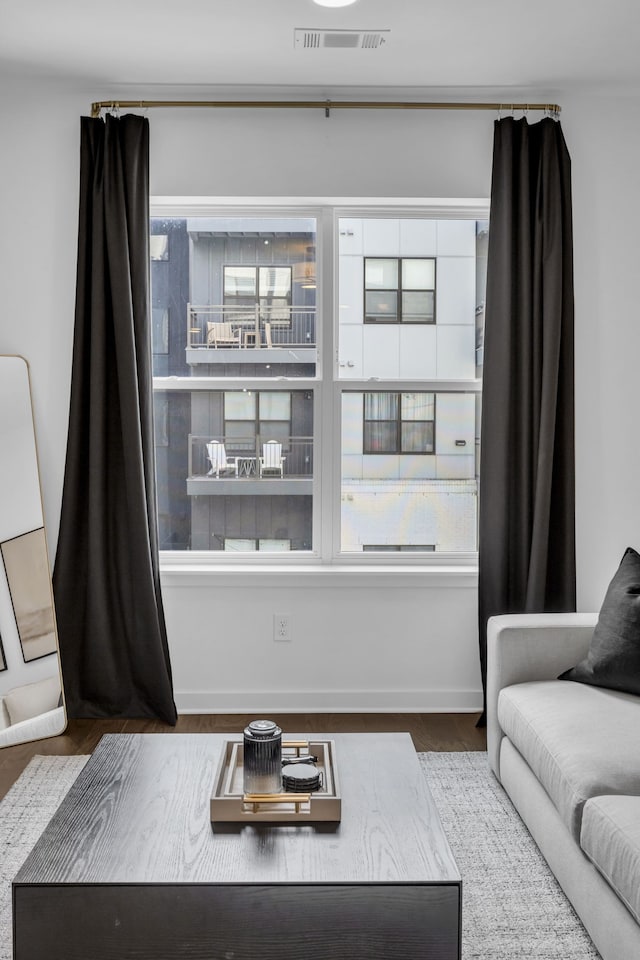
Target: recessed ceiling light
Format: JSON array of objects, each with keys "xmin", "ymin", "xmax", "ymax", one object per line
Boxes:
[{"xmin": 312, "ymin": 0, "xmax": 359, "ymax": 7}]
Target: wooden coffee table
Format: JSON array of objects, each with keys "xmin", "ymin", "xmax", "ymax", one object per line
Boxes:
[{"xmin": 13, "ymin": 732, "xmax": 461, "ymax": 959}]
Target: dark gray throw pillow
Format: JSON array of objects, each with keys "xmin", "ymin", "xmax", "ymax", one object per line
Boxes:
[{"xmin": 559, "ymin": 547, "xmax": 640, "ymax": 695}]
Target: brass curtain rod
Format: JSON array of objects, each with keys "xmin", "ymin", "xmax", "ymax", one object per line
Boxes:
[{"xmin": 90, "ymin": 99, "xmax": 561, "ymax": 119}]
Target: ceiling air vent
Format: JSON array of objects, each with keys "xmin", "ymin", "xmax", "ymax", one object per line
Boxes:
[{"xmin": 294, "ymin": 29, "xmax": 390, "ymax": 50}]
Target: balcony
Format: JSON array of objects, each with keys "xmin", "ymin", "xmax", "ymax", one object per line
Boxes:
[
  {"xmin": 186, "ymin": 304, "xmax": 317, "ymax": 367},
  {"xmin": 186, "ymin": 434, "xmax": 314, "ymax": 496}
]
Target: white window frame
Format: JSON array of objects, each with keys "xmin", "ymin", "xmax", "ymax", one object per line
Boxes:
[{"xmin": 151, "ymin": 197, "xmax": 487, "ymax": 577}]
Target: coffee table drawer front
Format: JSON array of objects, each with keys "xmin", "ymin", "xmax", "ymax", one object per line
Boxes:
[{"xmin": 14, "ymin": 882, "xmax": 460, "ymax": 960}]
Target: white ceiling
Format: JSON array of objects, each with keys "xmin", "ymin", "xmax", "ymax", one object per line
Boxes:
[{"xmin": 1, "ymin": 0, "xmax": 638, "ymax": 94}]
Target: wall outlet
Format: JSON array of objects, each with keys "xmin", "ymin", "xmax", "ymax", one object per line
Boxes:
[{"xmin": 273, "ymin": 614, "xmax": 291, "ymax": 642}]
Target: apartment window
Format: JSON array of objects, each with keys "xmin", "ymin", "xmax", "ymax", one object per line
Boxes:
[
  {"xmin": 363, "ymin": 393, "xmax": 435, "ymax": 455},
  {"xmin": 152, "ymin": 206, "xmax": 486, "ymax": 558},
  {"xmin": 364, "ymin": 258, "xmax": 435, "ymax": 323},
  {"xmin": 223, "ymin": 266, "xmax": 292, "ymax": 325},
  {"xmin": 224, "ymin": 391, "xmax": 292, "ymax": 450}
]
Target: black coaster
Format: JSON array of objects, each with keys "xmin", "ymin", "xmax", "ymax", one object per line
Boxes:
[{"xmin": 282, "ymin": 763, "xmax": 322, "ymax": 793}]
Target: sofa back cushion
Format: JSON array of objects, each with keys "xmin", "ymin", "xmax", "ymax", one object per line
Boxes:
[{"xmin": 559, "ymin": 546, "xmax": 640, "ymax": 696}]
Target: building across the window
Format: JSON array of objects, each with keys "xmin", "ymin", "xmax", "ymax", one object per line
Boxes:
[
  {"xmin": 363, "ymin": 393, "xmax": 435, "ymax": 455},
  {"xmin": 151, "ymin": 208, "xmax": 486, "ymax": 558},
  {"xmin": 364, "ymin": 258, "xmax": 435, "ymax": 324}
]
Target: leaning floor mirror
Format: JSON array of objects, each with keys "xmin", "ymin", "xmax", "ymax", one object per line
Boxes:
[{"xmin": 0, "ymin": 355, "xmax": 66, "ymax": 747}]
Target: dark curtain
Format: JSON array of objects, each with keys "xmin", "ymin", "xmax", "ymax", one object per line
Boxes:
[
  {"xmin": 54, "ymin": 114, "xmax": 177, "ymax": 725},
  {"xmin": 477, "ymin": 117, "xmax": 576, "ymax": 720}
]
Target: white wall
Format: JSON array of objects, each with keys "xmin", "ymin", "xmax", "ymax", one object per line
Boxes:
[
  {"xmin": 560, "ymin": 95, "xmax": 640, "ymax": 607},
  {"xmin": 1, "ymin": 81, "xmax": 638, "ymax": 713}
]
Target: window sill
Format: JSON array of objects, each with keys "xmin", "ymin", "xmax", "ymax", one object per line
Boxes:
[{"xmin": 159, "ymin": 561, "xmax": 479, "ymax": 589}]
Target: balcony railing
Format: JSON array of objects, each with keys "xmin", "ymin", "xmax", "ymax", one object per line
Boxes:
[
  {"xmin": 188, "ymin": 434, "xmax": 314, "ymax": 480},
  {"xmin": 187, "ymin": 303, "xmax": 316, "ymax": 351}
]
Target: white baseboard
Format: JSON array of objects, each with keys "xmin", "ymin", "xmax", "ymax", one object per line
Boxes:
[{"xmin": 175, "ymin": 688, "xmax": 483, "ymax": 714}]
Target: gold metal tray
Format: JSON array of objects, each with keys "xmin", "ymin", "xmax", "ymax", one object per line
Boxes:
[{"xmin": 210, "ymin": 738, "xmax": 341, "ymax": 823}]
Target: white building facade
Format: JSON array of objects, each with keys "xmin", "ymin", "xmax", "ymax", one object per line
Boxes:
[{"xmin": 337, "ymin": 216, "xmax": 485, "ymax": 554}]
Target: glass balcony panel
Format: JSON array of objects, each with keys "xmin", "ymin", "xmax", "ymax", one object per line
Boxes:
[
  {"xmin": 259, "ymin": 539, "xmax": 290, "ymax": 551},
  {"xmin": 225, "ymin": 539, "xmax": 257, "ymax": 551},
  {"xmin": 259, "ymin": 422, "xmax": 290, "ymax": 446}
]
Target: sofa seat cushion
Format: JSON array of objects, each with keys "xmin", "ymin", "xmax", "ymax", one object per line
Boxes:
[
  {"xmin": 498, "ymin": 680, "xmax": 640, "ymax": 839},
  {"xmin": 581, "ymin": 795, "xmax": 640, "ymax": 925}
]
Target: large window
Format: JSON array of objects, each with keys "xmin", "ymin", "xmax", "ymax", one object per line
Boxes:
[{"xmin": 151, "ymin": 205, "xmax": 486, "ymax": 559}]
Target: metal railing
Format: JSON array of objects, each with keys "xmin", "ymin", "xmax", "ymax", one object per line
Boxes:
[
  {"xmin": 187, "ymin": 303, "xmax": 316, "ymax": 350},
  {"xmin": 188, "ymin": 434, "xmax": 314, "ymax": 479}
]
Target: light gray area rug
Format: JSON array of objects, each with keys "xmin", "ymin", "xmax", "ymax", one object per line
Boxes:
[
  {"xmin": 0, "ymin": 756, "xmax": 89, "ymax": 960},
  {"xmin": 0, "ymin": 752, "xmax": 600, "ymax": 960},
  {"xmin": 419, "ymin": 751, "xmax": 600, "ymax": 959}
]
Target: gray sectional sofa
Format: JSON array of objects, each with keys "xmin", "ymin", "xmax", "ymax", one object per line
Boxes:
[{"xmin": 487, "ymin": 612, "xmax": 640, "ymax": 960}]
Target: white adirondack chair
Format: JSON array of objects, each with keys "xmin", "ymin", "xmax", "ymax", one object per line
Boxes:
[{"xmin": 259, "ymin": 440, "xmax": 286, "ymax": 478}]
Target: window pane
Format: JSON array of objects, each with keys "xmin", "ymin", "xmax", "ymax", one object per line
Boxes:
[
  {"xmin": 338, "ymin": 216, "xmax": 484, "ymax": 383},
  {"xmin": 153, "ymin": 216, "xmax": 316, "ymax": 379},
  {"xmin": 401, "ymin": 421, "xmax": 434, "ymax": 453},
  {"xmin": 402, "ymin": 290, "xmax": 434, "ymax": 323},
  {"xmin": 365, "ymin": 392, "xmax": 398, "ymax": 420},
  {"xmin": 402, "ymin": 259, "xmax": 435, "ymax": 289},
  {"xmin": 342, "ymin": 391, "xmax": 479, "ymax": 552},
  {"xmin": 401, "ymin": 393, "xmax": 434, "ymax": 420},
  {"xmin": 259, "ymin": 267, "xmax": 291, "ymax": 298},
  {"xmin": 260, "ymin": 392, "xmax": 291, "ymax": 420},
  {"xmin": 224, "ymin": 267, "xmax": 256, "ymax": 297},
  {"xmin": 365, "ymin": 290, "xmax": 398, "ymax": 322},
  {"xmin": 364, "ymin": 421, "xmax": 396, "ymax": 452},
  {"xmin": 365, "ymin": 258, "xmax": 398, "ymax": 289},
  {"xmin": 154, "ymin": 388, "xmax": 313, "ymax": 552},
  {"xmin": 225, "ymin": 392, "xmax": 256, "ymax": 420}
]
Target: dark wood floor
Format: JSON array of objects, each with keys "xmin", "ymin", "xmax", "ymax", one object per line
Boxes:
[{"xmin": 0, "ymin": 713, "xmax": 486, "ymax": 802}]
